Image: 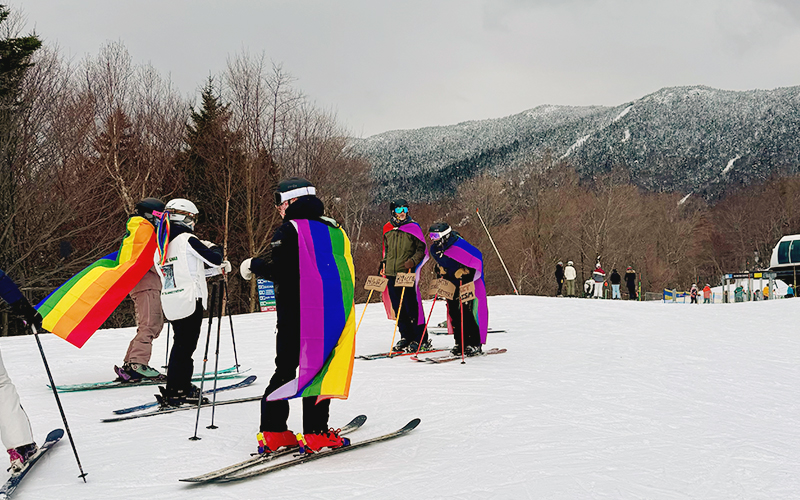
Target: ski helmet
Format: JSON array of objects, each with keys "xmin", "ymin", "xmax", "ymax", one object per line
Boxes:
[
  {"xmin": 428, "ymin": 222, "xmax": 452, "ymax": 241},
  {"xmin": 274, "ymin": 178, "xmax": 315, "ymax": 205},
  {"xmin": 165, "ymin": 198, "xmax": 199, "ymax": 230},
  {"xmin": 135, "ymin": 197, "xmax": 165, "ymax": 224},
  {"xmin": 390, "ymin": 199, "xmax": 409, "ymax": 214}
]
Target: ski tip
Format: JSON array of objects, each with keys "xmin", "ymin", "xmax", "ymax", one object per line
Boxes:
[
  {"xmin": 45, "ymin": 429, "xmax": 65, "ymax": 442},
  {"xmin": 403, "ymin": 418, "xmax": 421, "ymax": 432},
  {"xmin": 350, "ymin": 415, "xmax": 367, "ymax": 427},
  {"xmin": 243, "ymin": 375, "xmax": 257, "ymax": 383}
]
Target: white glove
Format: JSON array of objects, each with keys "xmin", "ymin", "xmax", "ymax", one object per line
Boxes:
[
  {"xmin": 240, "ymin": 258, "xmax": 253, "ymax": 281},
  {"xmin": 221, "ymin": 260, "xmax": 232, "ymax": 274}
]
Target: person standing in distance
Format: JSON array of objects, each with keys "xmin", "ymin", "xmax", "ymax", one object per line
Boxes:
[{"xmin": 564, "ymin": 261, "xmax": 577, "ymax": 297}]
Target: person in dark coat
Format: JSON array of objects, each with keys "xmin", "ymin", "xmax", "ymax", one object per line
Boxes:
[
  {"xmin": 610, "ymin": 269, "xmax": 622, "ymax": 299},
  {"xmin": 624, "ymin": 266, "xmax": 637, "ymax": 300},
  {"xmin": 555, "ymin": 262, "xmax": 564, "ymax": 296},
  {"xmin": 239, "ymin": 178, "xmax": 349, "ymax": 454}
]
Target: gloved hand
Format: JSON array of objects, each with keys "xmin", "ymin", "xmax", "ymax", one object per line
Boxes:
[
  {"xmin": 10, "ymin": 298, "xmax": 43, "ymax": 330},
  {"xmin": 403, "ymin": 259, "xmax": 415, "ymax": 271},
  {"xmin": 379, "ymin": 262, "xmax": 386, "ymax": 276},
  {"xmin": 435, "ymin": 265, "xmax": 446, "ymax": 277},
  {"xmin": 454, "ymin": 267, "xmax": 469, "ymax": 279},
  {"xmin": 240, "ymin": 258, "xmax": 253, "ymax": 281},
  {"xmin": 221, "ymin": 260, "xmax": 232, "ymax": 274}
]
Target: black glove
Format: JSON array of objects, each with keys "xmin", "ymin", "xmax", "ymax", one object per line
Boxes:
[{"xmin": 10, "ymin": 297, "xmax": 43, "ymax": 330}]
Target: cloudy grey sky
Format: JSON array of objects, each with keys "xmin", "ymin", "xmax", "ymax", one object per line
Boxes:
[{"xmin": 18, "ymin": 0, "xmax": 800, "ymax": 137}]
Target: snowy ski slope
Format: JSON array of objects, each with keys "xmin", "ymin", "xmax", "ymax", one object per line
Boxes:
[{"xmin": 2, "ymin": 295, "xmax": 799, "ymax": 499}]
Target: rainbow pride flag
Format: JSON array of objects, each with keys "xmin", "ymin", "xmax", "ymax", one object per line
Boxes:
[
  {"xmin": 36, "ymin": 217, "xmax": 157, "ymax": 348},
  {"xmin": 266, "ymin": 218, "xmax": 356, "ymax": 401}
]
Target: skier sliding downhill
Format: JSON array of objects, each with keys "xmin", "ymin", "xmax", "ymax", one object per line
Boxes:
[
  {"xmin": 0, "ymin": 269, "xmax": 42, "ymax": 472},
  {"xmin": 240, "ymin": 178, "xmax": 355, "ymax": 454}
]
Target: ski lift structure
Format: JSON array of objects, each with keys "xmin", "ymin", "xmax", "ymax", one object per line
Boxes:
[{"xmin": 721, "ymin": 271, "xmax": 776, "ymax": 303}]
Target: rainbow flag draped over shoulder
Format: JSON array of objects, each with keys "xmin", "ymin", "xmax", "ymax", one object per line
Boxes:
[
  {"xmin": 36, "ymin": 217, "xmax": 157, "ymax": 348},
  {"xmin": 443, "ymin": 237, "xmax": 489, "ymax": 344},
  {"xmin": 266, "ymin": 218, "xmax": 356, "ymax": 401},
  {"xmin": 380, "ymin": 220, "xmax": 429, "ymax": 324}
]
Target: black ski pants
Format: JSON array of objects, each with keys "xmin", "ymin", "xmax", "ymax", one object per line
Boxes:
[
  {"xmin": 447, "ymin": 296, "xmax": 480, "ymax": 348},
  {"xmin": 386, "ymin": 275, "xmax": 425, "ymax": 343},
  {"xmin": 166, "ymin": 300, "xmax": 204, "ymax": 396}
]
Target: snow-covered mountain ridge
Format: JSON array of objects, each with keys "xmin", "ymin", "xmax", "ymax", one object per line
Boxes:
[{"xmin": 351, "ymin": 85, "xmax": 800, "ymax": 202}]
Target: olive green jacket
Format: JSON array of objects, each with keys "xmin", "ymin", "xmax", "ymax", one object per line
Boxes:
[{"xmin": 382, "ymin": 224, "xmax": 426, "ymax": 277}]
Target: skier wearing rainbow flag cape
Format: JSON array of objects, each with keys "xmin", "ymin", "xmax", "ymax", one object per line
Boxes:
[
  {"xmin": 428, "ymin": 222, "xmax": 489, "ymax": 356},
  {"xmin": 240, "ymin": 178, "xmax": 356, "ymax": 454}
]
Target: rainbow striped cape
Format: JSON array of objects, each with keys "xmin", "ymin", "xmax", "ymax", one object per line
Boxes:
[
  {"xmin": 36, "ymin": 217, "xmax": 157, "ymax": 348},
  {"xmin": 380, "ymin": 220, "xmax": 429, "ymax": 324},
  {"xmin": 443, "ymin": 237, "xmax": 489, "ymax": 344},
  {"xmin": 266, "ymin": 218, "xmax": 356, "ymax": 401}
]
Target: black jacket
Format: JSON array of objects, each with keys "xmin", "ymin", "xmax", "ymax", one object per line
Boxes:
[
  {"xmin": 430, "ymin": 232, "xmax": 476, "ymax": 284},
  {"xmin": 610, "ymin": 270, "xmax": 621, "ymax": 285},
  {"xmin": 555, "ymin": 264, "xmax": 564, "ymax": 283}
]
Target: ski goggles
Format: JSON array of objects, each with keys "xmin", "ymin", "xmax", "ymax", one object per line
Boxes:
[
  {"xmin": 274, "ymin": 186, "xmax": 316, "ymax": 206},
  {"xmin": 393, "ymin": 207, "xmax": 408, "ymax": 214},
  {"xmin": 428, "ymin": 227, "xmax": 451, "ymax": 241}
]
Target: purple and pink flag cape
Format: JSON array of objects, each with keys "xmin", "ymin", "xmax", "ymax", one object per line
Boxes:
[
  {"xmin": 443, "ymin": 237, "xmax": 489, "ymax": 344},
  {"xmin": 381, "ymin": 220, "xmax": 429, "ymax": 324},
  {"xmin": 266, "ymin": 219, "xmax": 356, "ymax": 402}
]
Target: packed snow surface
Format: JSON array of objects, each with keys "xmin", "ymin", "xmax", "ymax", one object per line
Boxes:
[{"xmin": 2, "ymin": 295, "xmax": 800, "ymax": 499}]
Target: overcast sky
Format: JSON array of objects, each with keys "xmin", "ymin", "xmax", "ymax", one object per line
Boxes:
[{"xmin": 18, "ymin": 0, "xmax": 800, "ymax": 137}]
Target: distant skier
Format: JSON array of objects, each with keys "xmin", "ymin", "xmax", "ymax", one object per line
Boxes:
[
  {"xmin": 428, "ymin": 222, "xmax": 488, "ymax": 356},
  {"xmin": 115, "ymin": 198, "xmax": 166, "ymax": 382},
  {"xmin": 0, "ymin": 269, "xmax": 41, "ymax": 471},
  {"xmin": 240, "ymin": 178, "xmax": 353, "ymax": 453},
  {"xmin": 380, "ymin": 199, "xmax": 429, "ymax": 353},
  {"xmin": 610, "ymin": 269, "xmax": 621, "ymax": 299},
  {"xmin": 624, "ymin": 266, "xmax": 637, "ymax": 300},
  {"xmin": 584, "ymin": 278, "xmax": 594, "ymax": 298},
  {"xmin": 555, "ymin": 261, "xmax": 564, "ymax": 297},
  {"xmin": 786, "ymin": 284, "xmax": 794, "ymax": 298},
  {"xmin": 702, "ymin": 284, "xmax": 712, "ymax": 303},
  {"xmin": 154, "ymin": 198, "xmax": 230, "ymax": 406},
  {"xmin": 564, "ymin": 261, "xmax": 577, "ymax": 297},
  {"xmin": 690, "ymin": 284, "xmax": 698, "ymax": 304},
  {"xmin": 592, "ymin": 263, "xmax": 606, "ymax": 299}
]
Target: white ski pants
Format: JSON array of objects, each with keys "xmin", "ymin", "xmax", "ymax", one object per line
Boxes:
[
  {"xmin": 593, "ymin": 282, "xmax": 604, "ymax": 298},
  {"xmin": 0, "ymin": 347, "xmax": 34, "ymax": 450}
]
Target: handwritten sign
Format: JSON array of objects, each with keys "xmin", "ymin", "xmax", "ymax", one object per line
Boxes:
[
  {"xmin": 459, "ymin": 281, "xmax": 476, "ymax": 302},
  {"xmin": 395, "ymin": 272, "xmax": 416, "ymax": 288},
  {"xmin": 436, "ymin": 279, "xmax": 456, "ymax": 300},
  {"xmin": 364, "ymin": 275, "xmax": 389, "ymax": 292}
]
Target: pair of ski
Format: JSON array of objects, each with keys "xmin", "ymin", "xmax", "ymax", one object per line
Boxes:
[
  {"xmin": 180, "ymin": 415, "xmax": 420, "ymax": 483},
  {"xmin": 411, "ymin": 347, "xmax": 507, "ymax": 363},
  {"xmin": 0, "ymin": 429, "xmax": 63, "ymax": 499},
  {"xmin": 355, "ymin": 347, "xmax": 448, "ymax": 360},
  {"xmin": 103, "ymin": 375, "xmax": 259, "ymax": 422},
  {"xmin": 51, "ymin": 365, "xmax": 249, "ymax": 393}
]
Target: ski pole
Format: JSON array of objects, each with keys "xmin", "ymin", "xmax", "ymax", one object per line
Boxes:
[
  {"xmin": 475, "ymin": 208, "xmax": 519, "ymax": 295},
  {"xmin": 355, "ymin": 289, "xmax": 374, "ymax": 335},
  {"xmin": 459, "ymin": 279, "xmax": 465, "ymax": 364},
  {"xmin": 207, "ymin": 283, "xmax": 225, "ymax": 430},
  {"xmin": 163, "ymin": 322, "xmax": 170, "ymax": 370},
  {"xmin": 388, "ymin": 286, "xmax": 406, "ymax": 353},
  {"xmin": 191, "ymin": 281, "xmax": 218, "ymax": 441},
  {"xmin": 220, "ymin": 273, "xmax": 240, "ymax": 371},
  {"xmin": 31, "ymin": 325, "xmax": 88, "ymax": 481},
  {"xmin": 414, "ymin": 291, "xmax": 439, "ymax": 356}
]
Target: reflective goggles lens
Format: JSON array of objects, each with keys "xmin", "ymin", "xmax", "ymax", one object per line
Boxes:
[
  {"xmin": 394, "ymin": 207, "xmax": 408, "ymax": 214},
  {"xmin": 429, "ymin": 232, "xmax": 442, "ymax": 241}
]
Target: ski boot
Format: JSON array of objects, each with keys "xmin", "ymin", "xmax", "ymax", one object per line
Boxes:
[
  {"xmin": 7, "ymin": 443, "xmax": 38, "ymax": 473},
  {"xmin": 115, "ymin": 363, "xmax": 164, "ymax": 383},
  {"xmin": 301, "ymin": 428, "xmax": 350, "ymax": 453},
  {"xmin": 450, "ymin": 344, "xmax": 462, "ymax": 356},
  {"xmin": 464, "ymin": 345, "xmax": 483, "ymax": 357},
  {"xmin": 256, "ymin": 430, "xmax": 298, "ymax": 455},
  {"xmin": 392, "ymin": 338, "xmax": 411, "ymax": 352}
]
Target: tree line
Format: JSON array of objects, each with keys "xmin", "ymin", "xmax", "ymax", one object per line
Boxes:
[{"xmin": 2, "ymin": 5, "xmax": 798, "ymax": 336}]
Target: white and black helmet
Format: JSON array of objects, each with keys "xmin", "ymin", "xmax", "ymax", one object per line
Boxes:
[
  {"xmin": 165, "ymin": 198, "xmax": 199, "ymax": 230},
  {"xmin": 275, "ymin": 178, "xmax": 315, "ymax": 206}
]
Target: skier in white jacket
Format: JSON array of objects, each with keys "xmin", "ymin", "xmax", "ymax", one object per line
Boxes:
[
  {"xmin": 154, "ymin": 198, "xmax": 231, "ymax": 406},
  {"xmin": 564, "ymin": 261, "xmax": 577, "ymax": 297}
]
